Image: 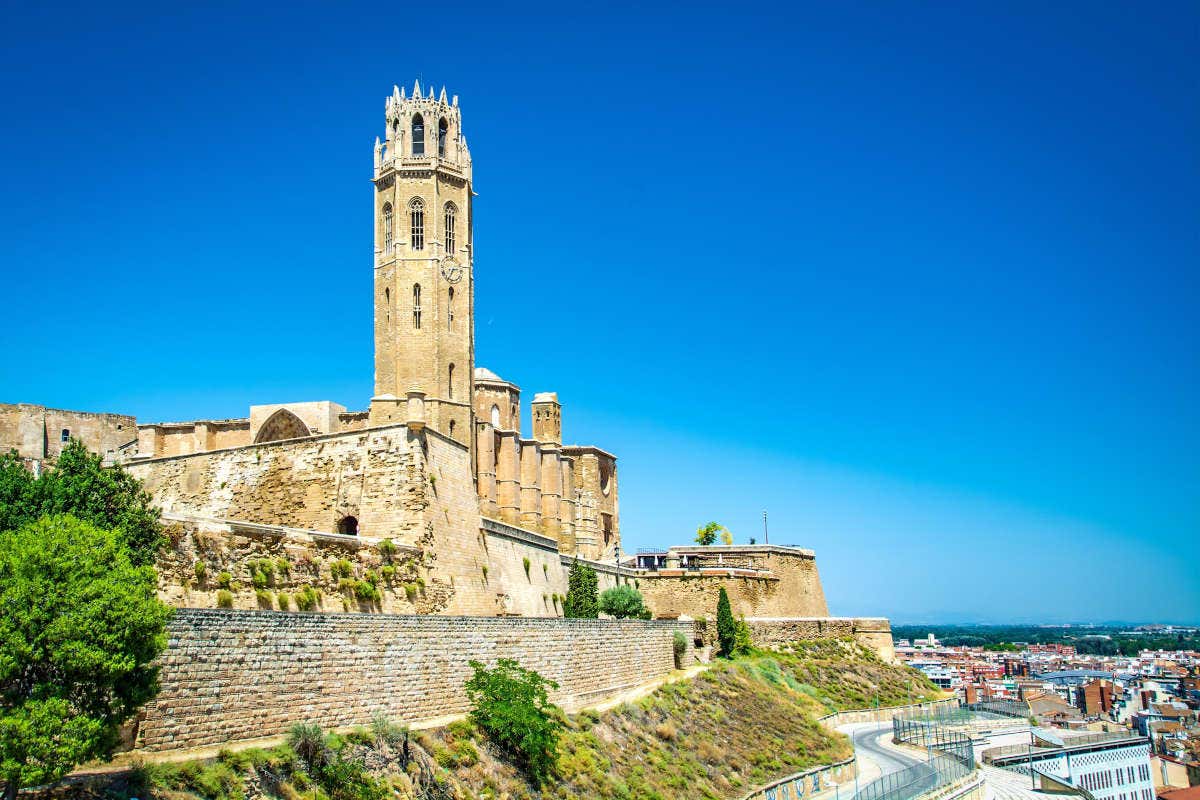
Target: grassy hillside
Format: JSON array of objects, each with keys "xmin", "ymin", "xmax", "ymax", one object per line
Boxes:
[{"xmin": 40, "ymin": 640, "xmax": 942, "ymax": 800}]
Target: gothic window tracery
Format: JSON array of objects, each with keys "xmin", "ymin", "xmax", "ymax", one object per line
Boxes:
[
  {"xmin": 410, "ymin": 198, "xmax": 425, "ymax": 250},
  {"xmin": 382, "ymin": 202, "xmax": 393, "ymax": 249},
  {"xmin": 444, "ymin": 202, "xmax": 456, "ymax": 255}
]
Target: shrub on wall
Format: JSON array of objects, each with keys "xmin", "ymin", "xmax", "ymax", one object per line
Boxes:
[
  {"xmin": 217, "ymin": 571, "xmax": 232, "ymax": 590},
  {"xmin": 564, "ymin": 560, "xmax": 598, "ymax": 619},
  {"xmin": 193, "ymin": 561, "xmax": 206, "ymax": 583},
  {"xmin": 295, "ymin": 585, "xmax": 319, "ymax": 611},
  {"xmin": 330, "ymin": 559, "xmax": 353, "ymax": 580},
  {"xmin": 465, "ymin": 659, "xmax": 563, "ymax": 786},
  {"xmin": 598, "ymin": 585, "xmax": 652, "ymax": 619},
  {"xmin": 217, "ymin": 589, "xmax": 234, "ymax": 608},
  {"xmin": 523, "ymin": 556, "xmax": 531, "ymax": 579}
]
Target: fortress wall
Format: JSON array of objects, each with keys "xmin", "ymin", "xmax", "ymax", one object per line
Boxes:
[
  {"xmin": 693, "ymin": 617, "xmax": 895, "ymax": 663},
  {"xmin": 129, "ymin": 425, "xmax": 500, "ymax": 617},
  {"xmin": 135, "ymin": 609, "xmax": 694, "ymax": 753},
  {"xmin": 635, "ymin": 551, "xmax": 830, "ymax": 620}
]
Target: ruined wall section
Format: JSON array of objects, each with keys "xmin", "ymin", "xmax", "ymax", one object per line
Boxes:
[
  {"xmin": 0, "ymin": 403, "xmax": 136, "ymax": 465},
  {"xmin": 135, "ymin": 609, "xmax": 694, "ymax": 753}
]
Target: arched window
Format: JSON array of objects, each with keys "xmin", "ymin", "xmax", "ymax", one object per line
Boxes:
[
  {"xmin": 384, "ymin": 287, "xmax": 390, "ymax": 304},
  {"xmin": 444, "ymin": 202, "xmax": 456, "ymax": 255},
  {"xmin": 448, "ymin": 363, "xmax": 455, "ymax": 399},
  {"xmin": 412, "ymin": 283, "xmax": 422, "ymax": 329},
  {"xmin": 438, "ymin": 118, "xmax": 448, "ymax": 157},
  {"xmin": 447, "ymin": 287, "xmax": 454, "ymax": 331},
  {"xmin": 449, "ymin": 419, "xmax": 456, "ymax": 437},
  {"xmin": 337, "ymin": 516, "xmax": 359, "ymax": 536},
  {"xmin": 491, "ymin": 404, "xmax": 501, "ymax": 427},
  {"xmin": 410, "ymin": 198, "xmax": 424, "ymax": 250},
  {"xmin": 382, "ymin": 202, "xmax": 393, "ymax": 249},
  {"xmin": 411, "ymin": 114, "xmax": 425, "ymax": 156}
]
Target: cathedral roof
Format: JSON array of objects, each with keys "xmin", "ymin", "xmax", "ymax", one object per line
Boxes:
[{"xmin": 474, "ymin": 367, "xmax": 506, "ymax": 383}]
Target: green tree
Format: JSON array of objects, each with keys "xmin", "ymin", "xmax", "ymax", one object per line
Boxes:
[
  {"xmin": 465, "ymin": 659, "xmax": 563, "ymax": 786},
  {"xmin": 599, "ymin": 585, "xmax": 652, "ymax": 619},
  {"xmin": 716, "ymin": 587, "xmax": 737, "ymax": 658},
  {"xmin": 0, "ymin": 515, "xmax": 172, "ymax": 798},
  {"xmin": 0, "ymin": 453, "xmax": 34, "ymax": 537},
  {"xmin": 31, "ymin": 441, "xmax": 164, "ymax": 565},
  {"xmin": 563, "ymin": 560, "xmax": 598, "ymax": 619},
  {"xmin": 695, "ymin": 521, "xmax": 726, "ymax": 546}
]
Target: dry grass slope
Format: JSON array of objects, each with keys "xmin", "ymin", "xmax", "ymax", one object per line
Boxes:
[{"xmin": 35, "ymin": 639, "xmax": 941, "ymax": 800}]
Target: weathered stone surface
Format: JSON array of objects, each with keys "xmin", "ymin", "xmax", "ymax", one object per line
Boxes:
[{"xmin": 135, "ymin": 609, "xmax": 694, "ymax": 752}]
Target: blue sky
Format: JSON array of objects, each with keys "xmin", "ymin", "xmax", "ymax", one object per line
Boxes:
[{"xmin": 1, "ymin": 2, "xmax": 1196, "ymax": 623}]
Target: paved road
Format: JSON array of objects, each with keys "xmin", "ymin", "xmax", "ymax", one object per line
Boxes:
[
  {"xmin": 840, "ymin": 723, "xmax": 939, "ymax": 800},
  {"xmin": 849, "ymin": 724, "xmax": 925, "ymax": 776}
]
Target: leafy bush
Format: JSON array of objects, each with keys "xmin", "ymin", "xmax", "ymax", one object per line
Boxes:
[
  {"xmin": 276, "ymin": 557, "xmax": 290, "ymax": 576},
  {"xmin": 217, "ymin": 589, "xmax": 234, "ymax": 608},
  {"xmin": 564, "ymin": 560, "xmax": 598, "ymax": 618},
  {"xmin": 252, "ymin": 570, "xmax": 268, "ymax": 590},
  {"xmin": 381, "ymin": 564, "xmax": 396, "ymax": 582},
  {"xmin": 599, "ymin": 585, "xmax": 652, "ymax": 619},
  {"xmin": 465, "ymin": 658, "xmax": 563, "ymax": 785},
  {"xmin": 255, "ymin": 588, "xmax": 273, "ymax": 607},
  {"xmin": 735, "ymin": 615, "xmax": 754, "ymax": 655},
  {"xmin": 0, "ymin": 516, "xmax": 172, "ymax": 795},
  {"xmin": 404, "ymin": 583, "xmax": 418, "ymax": 601},
  {"xmin": 0, "ymin": 441, "xmax": 164, "ymax": 566},
  {"xmin": 217, "ymin": 571, "xmax": 232, "ymax": 589},
  {"xmin": 379, "ymin": 538, "xmax": 397, "ymax": 559},
  {"xmin": 277, "ymin": 592, "xmax": 291, "ymax": 611},
  {"xmin": 331, "ymin": 559, "xmax": 354, "ymax": 580},
  {"xmin": 716, "ymin": 587, "xmax": 736, "ymax": 657},
  {"xmin": 194, "ymin": 561, "xmax": 207, "ymax": 581},
  {"xmin": 673, "ymin": 631, "xmax": 688, "ymax": 667}
]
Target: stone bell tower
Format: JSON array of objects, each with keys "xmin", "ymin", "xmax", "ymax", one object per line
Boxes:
[{"xmin": 371, "ymin": 81, "xmax": 474, "ymax": 448}]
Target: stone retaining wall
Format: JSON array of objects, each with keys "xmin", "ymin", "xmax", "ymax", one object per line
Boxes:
[{"xmin": 134, "ymin": 609, "xmax": 693, "ymax": 753}]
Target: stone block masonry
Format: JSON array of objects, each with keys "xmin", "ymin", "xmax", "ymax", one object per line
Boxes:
[{"xmin": 135, "ymin": 609, "xmax": 694, "ymax": 753}]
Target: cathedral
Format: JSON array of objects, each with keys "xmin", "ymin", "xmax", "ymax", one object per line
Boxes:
[{"xmin": 0, "ymin": 83, "xmax": 840, "ymax": 627}]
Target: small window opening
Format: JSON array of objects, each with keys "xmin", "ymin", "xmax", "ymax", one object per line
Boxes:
[
  {"xmin": 411, "ymin": 114, "xmax": 425, "ymax": 156},
  {"xmin": 490, "ymin": 404, "xmax": 501, "ymax": 427},
  {"xmin": 61, "ymin": 429, "xmax": 70, "ymax": 442},
  {"xmin": 448, "ymin": 363, "xmax": 455, "ymax": 399},
  {"xmin": 337, "ymin": 516, "xmax": 359, "ymax": 536},
  {"xmin": 438, "ymin": 118, "xmax": 448, "ymax": 157},
  {"xmin": 447, "ymin": 287, "xmax": 454, "ymax": 331},
  {"xmin": 449, "ymin": 419, "xmax": 456, "ymax": 436},
  {"xmin": 412, "ymin": 283, "xmax": 422, "ymax": 328}
]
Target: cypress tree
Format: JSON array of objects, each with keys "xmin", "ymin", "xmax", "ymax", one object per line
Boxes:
[
  {"xmin": 716, "ymin": 586, "xmax": 737, "ymax": 657},
  {"xmin": 564, "ymin": 559, "xmax": 598, "ymax": 618}
]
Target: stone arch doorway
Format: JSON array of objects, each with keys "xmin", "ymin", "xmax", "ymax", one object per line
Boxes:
[
  {"xmin": 337, "ymin": 516, "xmax": 359, "ymax": 536},
  {"xmin": 253, "ymin": 409, "xmax": 311, "ymax": 443}
]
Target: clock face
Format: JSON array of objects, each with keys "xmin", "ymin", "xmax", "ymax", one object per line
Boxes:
[{"xmin": 440, "ymin": 257, "xmax": 463, "ymax": 284}]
